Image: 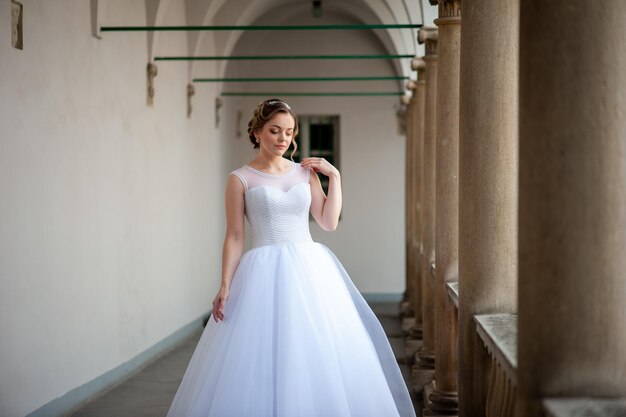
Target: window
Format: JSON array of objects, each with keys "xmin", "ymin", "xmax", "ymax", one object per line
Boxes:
[{"xmin": 292, "ymin": 115, "xmax": 340, "ymax": 195}]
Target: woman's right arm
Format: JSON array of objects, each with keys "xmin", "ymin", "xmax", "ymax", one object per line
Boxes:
[{"xmin": 212, "ymin": 174, "xmax": 245, "ymax": 322}]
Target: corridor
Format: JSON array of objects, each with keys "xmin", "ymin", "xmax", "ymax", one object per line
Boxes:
[{"xmin": 2, "ymin": 1, "xmax": 625, "ymax": 416}]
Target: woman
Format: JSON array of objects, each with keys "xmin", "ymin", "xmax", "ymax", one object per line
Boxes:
[{"xmin": 166, "ymin": 99, "xmax": 415, "ymax": 417}]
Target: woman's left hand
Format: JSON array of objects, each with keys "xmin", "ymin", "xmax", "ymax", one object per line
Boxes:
[{"xmin": 300, "ymin": 157, "xmax": 339, "ymax": 178}]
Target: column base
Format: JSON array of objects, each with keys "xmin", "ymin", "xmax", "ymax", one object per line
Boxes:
[
  {"xmin": 424, "ymin": 386, "xmax": 458, "ymax": 416},
  {"xmin": 402, "ymin": 316, "xmax": 416, "ymax": 334},
  {"xmin": 422, "ymin": 380, "xmax": 435, "ymax": 415},
  {"xmin": 409, "ymin": 322, "xmax": 423, "ymax": 339},
  {"xmin": 412, "ymin": 367, "xmax": 435, "ymax": 395},
  {"xmin": 417, "ymin": 348, "xmax": 436, "ymax": 367},
  {"xmin": 412, "ymin": 349, "xmax": 436, "ymax": 394}
]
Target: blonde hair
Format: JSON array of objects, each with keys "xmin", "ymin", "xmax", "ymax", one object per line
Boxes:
[{"xmin": 247, "ymin": 98, "xmax": 299, "ymax": 161}]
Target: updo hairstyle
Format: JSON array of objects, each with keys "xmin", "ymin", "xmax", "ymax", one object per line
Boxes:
[{"xmin": 247, "ymin": 98, "xmax": 299, "ymax": 160}]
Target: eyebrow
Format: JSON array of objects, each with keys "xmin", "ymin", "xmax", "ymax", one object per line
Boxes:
[{"xmin": 269, "ymin": 125, "xmax": 294, "ymax": 130}]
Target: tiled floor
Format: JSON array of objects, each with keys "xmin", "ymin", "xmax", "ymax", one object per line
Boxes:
[{"xmin": 68, "ymin": 301, "xmax": 419, "ymax": 416}]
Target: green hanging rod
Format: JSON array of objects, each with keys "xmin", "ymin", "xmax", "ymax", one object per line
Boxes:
[
  {"xmin": 101, "ymin": 24, "xmax": 421, "ymax": 32},
  {"xmin": 194, "ymin": 76, "xmax": 409, "ymax": 82},
  {"xmin": 221, "ymin": 92, "xmax": 404, "ymax": 97},
  {"xmin": 156, "ymin": 54, "xmax": 413, "ymax": 61}
]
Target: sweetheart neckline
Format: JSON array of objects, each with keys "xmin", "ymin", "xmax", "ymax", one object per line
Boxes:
[{"xmin": 244, "ymin": 182, "xmax": 310, "ymax": 195}]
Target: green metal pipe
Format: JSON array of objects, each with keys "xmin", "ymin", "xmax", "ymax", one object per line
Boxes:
[
  {"xmin": 221, "ymin": 92, "xmax": 404, "ymax": 97},
  {"xmin": 194, "ymin": 76, "xmax": 409, "ymax": 82},
  {"xmin": 156, "ymin": 54, "xmax": 413, "ymax": 61},
  {"xmin": 101, "ymin": 24, "xmax": 421, "ymax": 32}
]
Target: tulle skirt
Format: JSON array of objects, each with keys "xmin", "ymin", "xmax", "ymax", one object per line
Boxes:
[{"xmin": 166, "ymin": 241, "xmax": 415, "ymax": 417}]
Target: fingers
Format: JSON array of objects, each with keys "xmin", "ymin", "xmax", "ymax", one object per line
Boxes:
[
  {"xmin": 212, "ymin": 302, "xmax": 219, "ymax": 322},
  {"xmin": 301, "ymin": 157, "xmax": 325, "ymax": 165},
  {"xmin": 212, "ymin": 297, "xmax": 226, "ymax": 322},
  {"xmin": 213, "ymin": 307, "xmax": 223, "ymax": 322},
  {"xmin": 301, "ymin": 157, "xmax": 327, "ymax": 172},
  {"xmin": 302, "ymin": 158, "xmax": 337, "ymax": 176}
]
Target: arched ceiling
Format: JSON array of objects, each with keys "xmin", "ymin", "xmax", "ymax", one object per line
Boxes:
[
  {"xmin": 161, "ymin": 0, "xmax": 425, "ymax": 79},
  {"xmin": 129, "ymin": 0, "xmax": 429, "ymax": 99}
]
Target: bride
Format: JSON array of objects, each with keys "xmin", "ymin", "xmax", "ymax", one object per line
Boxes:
[{"xmin": 166, "ymin": 98, "xmax": 415, "ymax": 417}]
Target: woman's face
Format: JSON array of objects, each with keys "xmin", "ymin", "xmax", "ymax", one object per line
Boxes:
[{"xmin": 255, "ymin": 112, "xmax": 295, "ymax": 157}]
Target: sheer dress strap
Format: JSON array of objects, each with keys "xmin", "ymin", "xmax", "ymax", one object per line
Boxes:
[{"xmin": 229, "ymin": 170, "xmax": 248, "ymax": 191}]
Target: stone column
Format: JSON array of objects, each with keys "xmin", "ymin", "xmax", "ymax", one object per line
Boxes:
[
  {"xmin": 516, "ymin": 1, "xmax": 626, "ymax": 415},
  {"xmin": 413, "ymin": 27, "xmax": 438, "ymax": 393},
  {"xmin": 402, "ymin": 80, "xmax": 417, "ymax": 326},
  {"xmin": 410, "ymin": 57, "xmax": 426, "ymax": 341},
  {"xmin": 457, "ymin": 0, "xmax": 519, "ymax": 416},
  {"xmin": 427, "ymin": 1, "xmax": 461, "ymax": 415},
  {"xmin": 402, "ymin": 88, "xmax": 413, "ymax": 317}
]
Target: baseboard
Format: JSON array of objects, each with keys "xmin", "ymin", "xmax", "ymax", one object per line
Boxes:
[
  {"xmin": 26, "ymin": 313, "xmax": 208, "ymax": 417},
  {"xmin": 362, "ymin": 292, "xmax": 403, "ymax": 303}
]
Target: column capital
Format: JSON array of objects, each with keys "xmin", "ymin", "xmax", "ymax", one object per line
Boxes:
[
  {"xmin": 406, "ymin": 79, "xmax": 418, "ymax": 92},
  {"xmin": 401, "ymin": 94, "xmax": 411, "ymax": 106},
  {"xmin": 418, "ymin": 27, "xmax": 438, "ymax": 57},
  {"xmin": 411, "ymin": 57, "xmax": 426, "ymax": 81},
  {"xmin": 431, "ymin": 0, "xmax": 462, "ymax": 18}
]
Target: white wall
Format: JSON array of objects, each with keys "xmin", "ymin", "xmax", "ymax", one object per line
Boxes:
[{"xmin": 0, "ymin": 1, "xmax": 224, "ymax": 416}]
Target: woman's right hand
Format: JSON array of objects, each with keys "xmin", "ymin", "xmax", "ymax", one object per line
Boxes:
[{"xmin": 212, "ymin": 286, "xmax": 229, "ymax": 322}]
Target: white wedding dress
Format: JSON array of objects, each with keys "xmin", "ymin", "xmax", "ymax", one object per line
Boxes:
[{"xmin": 166, "ymin": 161, "xmax": 415, "ymax": 417}]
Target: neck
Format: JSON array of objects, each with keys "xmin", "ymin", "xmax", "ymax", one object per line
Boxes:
[{"xmin": 253, "ymin": 152, "xmax": 289, "ymax": 170}]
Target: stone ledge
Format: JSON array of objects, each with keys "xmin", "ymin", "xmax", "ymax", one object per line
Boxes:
[
  {"xmin": 543, "ymin": 398, "xmax": 626, "ymax": 417},
  {"xmin": 474, "ymin": 313, "xmax": 518, "ymax": 383},
  {"xmin": 447, "ymin": 281, "xmax": 459, "ymax": 308}
]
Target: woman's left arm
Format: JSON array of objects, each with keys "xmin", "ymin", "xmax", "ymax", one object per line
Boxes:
[{"xmin": 302, "ymin": 157, "xmax": 342, "ymax": 231}]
